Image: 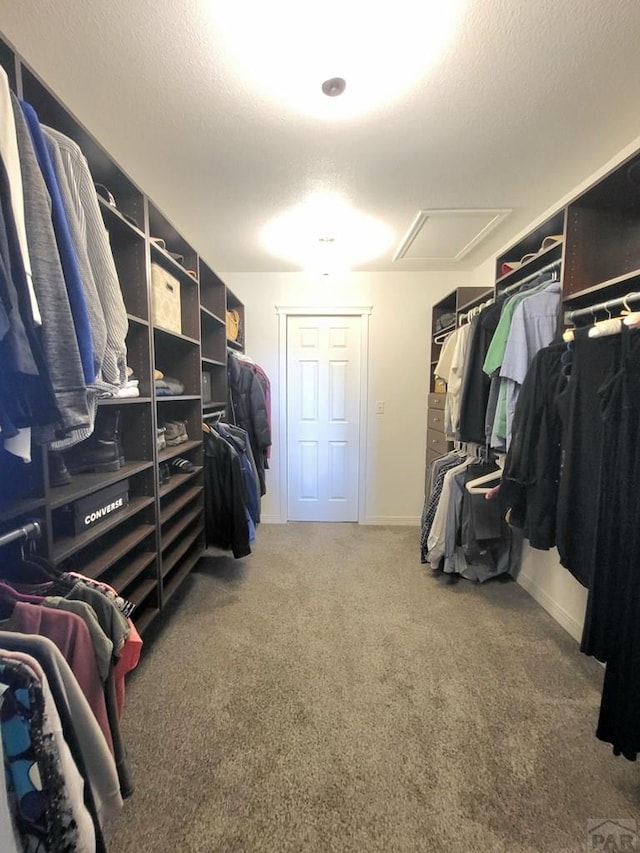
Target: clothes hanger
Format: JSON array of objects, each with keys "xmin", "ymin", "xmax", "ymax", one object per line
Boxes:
[
  {"xmin": 465, "ymin": 455, "xmax": 504, "ymax": 494},
  {"xmin": 589, "ymin": 300, "xmax": 624, "ymax": 338}
]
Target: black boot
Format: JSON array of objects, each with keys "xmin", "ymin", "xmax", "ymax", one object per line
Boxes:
[
  {"xmin": 48, "ymin": 450, "xmax": 72, "ymax": 487},
  {"xmin": 64, "ymin": 409, "xmax": 123, "ymax": 474}
]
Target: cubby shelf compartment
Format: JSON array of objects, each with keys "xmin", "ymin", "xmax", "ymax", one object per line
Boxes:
[
  {"xmin": 0, "ymin": 498, "xmax": 46, "ymax": 525},
  {"xmin": 162, "ymin": 525, "xmax": 203, "ymax": 581},
  {"xmin": 150, "ymin": 240, "xmax": 199, "ymax": 286},
  {"xmin": 134, "ymin": 608, "xmax": 160, "ymax": 636},
  {"xmin": 163, "ymin": 544, "xmax": 202, "ymax": 603},
  {"xmin": 200, "ymin": 306, "xmax": 225, "ymax": 325},
  {"xmin": 158, "ymin": 468, "xmax": 202, "ymax": 499},
  {"xmin": 49, "ymin": 462, "xmax": 154, "ymax": 510},
  {"xmin": 563, "ymin": 267, "xmax": 640, "ymax": 307},
  {"xmin": 160, "ymin": 486, "xmax": 203, "ymax": 526},
  {"xmin": 161, "ymin": 506, "xmax": 203, "ymax": 552},
  {"xmin": 201, "ymin": 357, "xmax": 225, "ymax": 367},
  {"xmin": 98, "ymin": 397, "xmax": 152, "ymax": 407},
  {"xmin": 127, "ymin": 313, "xmax": 149, "ymax": 327},
  {"xmin": 128, "ymin": 577, "xmax": 158, "ymax": 608},
  {"xmin": 77, "ymin": 523, "xmax": 156, "ymax": 580},
  {"xmin": 110, "ymin": 551, "xmax": 157, "ymax": 595},
  {"xmin": 153, "ymin": 326, "xmax": 199, "ymax": 347},
  {"xmin": 227, "ymin": 338, "xmax": 244, "ymax": 351},
  {"xmin": 158, "ymin": 441, "xmax": 202, "ymax": 464},
  {"xmin": 495, "ymin": 240, "xmax": 564, "ymax": 288},
  {"xmin": 156, "ymin": 395, "xmax": 201, "ymax": 403},
  {"xmin": 99, "ymin": 196, "xmax": 146, "ymax": 241},
  {"xmin": 52, "ymin": 496, "xmax": 156, "ymax": 564}
]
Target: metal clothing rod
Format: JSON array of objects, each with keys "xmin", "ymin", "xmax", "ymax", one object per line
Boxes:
[
  {"xmin": 501, "ymin": 259, "xmax": 562, "ymax": 295},
  {"xmin": 565, "ymin": 291, "xmax": 640, "ymax": 323},
  {"xmin": 0, "ymin": 520, "xmax": 41, "ymax": 550}
]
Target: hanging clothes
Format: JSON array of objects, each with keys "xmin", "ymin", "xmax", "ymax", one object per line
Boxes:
[
  {"xmin": 203, "ymin": 426, "xmax": 252, "ymax": 558},
  {"xmin": 227, "ymin": 354, "xmax": 271, "ymax": 495}
]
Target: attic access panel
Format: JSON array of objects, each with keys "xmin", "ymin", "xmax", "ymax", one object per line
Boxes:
[{"xmin": 394, "ymin": 208, "xmax": 511, "ymax": 263}]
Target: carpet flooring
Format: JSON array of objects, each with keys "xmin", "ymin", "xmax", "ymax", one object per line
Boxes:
[{"xmin": 106, "ymin": 524, "xmax": 639, "ymax": 852}]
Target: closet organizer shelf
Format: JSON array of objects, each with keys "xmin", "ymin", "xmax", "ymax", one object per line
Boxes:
[
  {"xmin": 134, "ymin": 608, "xmax": 160, "ymax": 635},
  {"xmin": 162, "ymin": 528, "xmax": 202, "ymax": 581},
  {"xmin": 127, "ymin": 313, "xmax": 149, "ymax": 327},
  {"xmin": 127, "ymin": 576, "xmax": 158, "ymax": 608},
  {"xmin": 0, "ymin": 498, "xmax": 46, "ymax": 523},
  {"xmin": 163, "ymin": 548, "xmax": 201, "ymax": 601},
  {"xmin": 150, "ymin": 241, "xmax": 199, "ymax": 285},
  {"xmin": 158, "ymin": 467, "xmax": 202, "ymax": 499},
  {"xmin": 154, "ymin": 326, "xmax": 199, "ymax": 347},
  {"xmin": 156, "ymin": 395, "xmax": 201, "ymax": 403},
  {"xmin": 158, "ymin": 440, "xmax": 202, "ymax": 464},
  {"xmin": 98, "ymin": 195, "xmax": 146, "ymax": 240},
  {"xmin": 203, "ymin": 401, "xmax": 226, "ymax": 410},
  {"xmin": 160, "ymin": 486, "xmax": 203, "ymax": 526},
  {"xmin": 52, "ymin": 495, "xmax": 156, "ymax": 563},
  {"xmin": 109, "ymin": 551, "xmax": 156, "ymax": 596},
  {"xmin": 227, "ymin": 338, "xmax": 244, "ymax": 351},
  {"xmin": 495, "ymin": 240, "xmax": 563, "ymax": 287},
  {"xmin": 98, "ymin": 397, "xmax": 152, "ymax": 406},
  {"xmin": 562, "ymin": 267, "xmax": 640, "ymax": 306},
  {"xmin": 201, "ymin": 357, "xmax": 226, "ymax": 367},
  {"xmin": 49, "ymin": 461, "xmax": 154, "ymax": 510},
  {"xmin": 78, "ymin": 523, "xmax": 155, "ymax": 580},
  {"xmin": 200, "ymin": 306, "xmax": 225, "ymax": 325},
  {"xmin": 161, "ymin": 507, "xmax": 203, "ymax": 552}
]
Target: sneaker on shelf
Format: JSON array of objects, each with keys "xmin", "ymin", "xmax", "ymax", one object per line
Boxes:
[
  {"xmin": 171, "ymin": 457, "xmax": 196, "ymax": 474},
  {"xmin": 157, "ymin": 426, "xmax": 167, "ymax": 452},
  {"xmin": 158, "ymin": 462, "xmax": 171, "ymax": 486},
  {"xmin": 161, "ymin": 422, "xmax": 183, "ymax": 447}
]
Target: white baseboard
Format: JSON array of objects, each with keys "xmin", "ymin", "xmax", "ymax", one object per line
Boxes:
[
  {"xmin": 363, "ymin": 516, "xmax": 421, "ymax": 526},
  {"xmin": 516, "ymin": 570, "xmax": 583, "ymax": 643}
]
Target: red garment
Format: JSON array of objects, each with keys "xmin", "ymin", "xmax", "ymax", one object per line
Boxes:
[
  {"xmin": 0, "ymin": 600, "xmax": 113, "ymax": 753},
  {"xmin": 68, "ymin": 572, "xmax": 142, "ymax": 719}
]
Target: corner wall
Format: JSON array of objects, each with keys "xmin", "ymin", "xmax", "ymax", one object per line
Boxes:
[{"xmin": 221, "ymin": 270, "xmax": 471, "ymax": 525}]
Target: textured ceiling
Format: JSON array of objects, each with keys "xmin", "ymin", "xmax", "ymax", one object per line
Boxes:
[{"xmin": 2, "ymin": 0, "xmax": 640, "ymax": 274}]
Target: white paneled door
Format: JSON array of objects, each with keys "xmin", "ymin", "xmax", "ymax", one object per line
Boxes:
[{"xmin": 287, "ymin": 315, "xmax": 361, "ymax": 521}]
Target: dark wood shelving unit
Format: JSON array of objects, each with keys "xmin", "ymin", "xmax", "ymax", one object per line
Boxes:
[{"xmin": 0, "ymin": 33, "xmax": 248, "ymax": 643}]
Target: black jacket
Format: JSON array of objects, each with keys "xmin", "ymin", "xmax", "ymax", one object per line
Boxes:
[
  {"xmin": 203, "ymin": 428, "xmax": 251, "ymax": 559},
  {"xmin": 227, "ymin": 356, "xmax": 271, "ymax": 496}
]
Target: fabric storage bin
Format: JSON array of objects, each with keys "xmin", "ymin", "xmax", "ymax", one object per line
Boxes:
[
  {"xmin": 151, "ymin": 262, "xmax": 182, "ymax": 334},
  {"xmin": 55, "ymin": 480, "xmax": 130, "ymax": 537}
]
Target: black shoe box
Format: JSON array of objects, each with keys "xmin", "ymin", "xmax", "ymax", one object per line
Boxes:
[{"xmin": 55, "ymin": 479, "xmax": 130, "ymax": 537}]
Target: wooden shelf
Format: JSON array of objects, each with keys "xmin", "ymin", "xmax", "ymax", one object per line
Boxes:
[
  {"xmin": 158, "ymin": 467, "xmax": 202, "ymax": 499},
  {"xmin": 134, "ymin": 607, "xmax": 160, "ymax": 635},
  {"xmin": 203, "ymin": 401, "xmax": 226, "ymax": 410},
  {"xmin": 158, "ymin": 440, "xmax": 202, "ymax": 464},
  {"xmin": 456, "ymin": 288, "xmax": 494, "ymax": 316},
  {"xmin": 99, "ymin": 196, "xmax": 146, "ymax": 240},
  {"xmin": 52, "ymin": 496, "xmax": 156, "ymax": 563},
  {"xmin": 161, "ymin": 506, "xmax": 203, "ymax": 551},
  {"xmin": 150, "ymin": 240, "xmax": 199, "ymax": 285},
  {"xmin": 128, "ymin": 576, "xmax": 158, "ymax": 607},
  {"xmin": 156, "ymin": 395, "xmax": 201, "ymax": 403},
  {"xmin": 127, "ymin": 313, "xmax": 149, "ymax": 327},
  {"xmin": 200, "ymin": 306, "xmax": 225, "ymax": 325},
  {"xmin": 163, "ymin": 544, "xmax": 201, "ymax": 602},
  {"xmin": 226, "ymin": 338, "xmax": 244, "ymax": 351},
  {"xmin": 563, "ymin": 267, "xmax": 640, "ymax": 306},
  {"xmin": 495, "ymin": 240, "xmax": 563, "ymax": 287},
  {"xmin": 201, "ymin": 357, "xmax": 225, "ymax": 367},
  {"xmin": 50, "ymin": 461, "xmax": 154, "ymax": 510},
  {"xmin": 0, "ymin": 497, "xmax": 45, "ymax": 524},
  {"xmin": 162, "ymin": 525, "xmax": 203, "ymax": 580},
  {"xmin": 79, "ymin": 522, "xmax": 155, "ymax": 579},
  {"xmin": 160, "ymin": 486, "xmax": 203, "ymax": 526},
  {"xmin": 110, "ymin": 551, "xmax": 157, "ymax": 594},
  {"xmin": 98, "ymin": 397, "xmax": 152, "ymax": 406}
]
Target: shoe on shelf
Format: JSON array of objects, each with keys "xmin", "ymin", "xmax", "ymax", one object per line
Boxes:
[
  {"xmin": 171, "ymin": 457, "xmax": 196, "ymax": 474},
  {"xmin": 158, "ymin": 462, "xmax": 171, "ymax": 486},
  {"xmin": 64, "ymin": 409, "xmax": 124, "ymax": 474},
  {"xmin": 48, "ymin": 451, "xmax": 72, "ymax": 487},
  {"xmin": 162, "ymin": 421, "xmax": 188, "ymax": 446},
  {"xmin": 157, "ymin": 427, "xmax": 167, "ymax": 452}
]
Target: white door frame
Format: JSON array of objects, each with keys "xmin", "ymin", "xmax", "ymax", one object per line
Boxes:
[{"xmin": 276, "ymin": 305, "xmax": 372, "ymax": 524}]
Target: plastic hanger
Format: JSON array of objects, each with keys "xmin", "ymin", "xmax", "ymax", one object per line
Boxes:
[{"xmin": 465, "ymin": 456, "xmax": 504, "ymax": 494}]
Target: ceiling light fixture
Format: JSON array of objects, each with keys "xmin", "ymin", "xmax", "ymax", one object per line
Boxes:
[
  {"xmin": 261, "ymin": 192, "xmax": 392, "ymax": 271},
  {"xmin": 208, "ymin": 0, "xmax": 462, "ymax": 119},
  {"xmin": 322, "ymin": 77, "xmax": 346, "ymax": 97}
]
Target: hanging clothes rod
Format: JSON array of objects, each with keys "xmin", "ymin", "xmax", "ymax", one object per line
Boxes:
[
  {"xmin": 565, "ymin": 290, "xmax": 640, "ymax": 323},
  {"xmin": 0, "ymin": 520, "xmax": 41, "ymax": 550},
  {"xmin": 501, "ymin": 259, "xmax": 562, "ymax": 296}
]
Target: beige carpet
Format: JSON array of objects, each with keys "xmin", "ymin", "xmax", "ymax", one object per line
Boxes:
[{"xmin": 106, "ymin": 524, "xmax": 639, "ymax": 852}]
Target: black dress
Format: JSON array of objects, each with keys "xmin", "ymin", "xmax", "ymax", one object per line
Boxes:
[{"xmin": 582, "ymin": 326, "xmax": 640, "ymax": 759}]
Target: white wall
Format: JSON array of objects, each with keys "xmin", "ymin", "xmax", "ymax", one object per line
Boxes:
[{"xmin": 222, "ymin": 270, "xmax": 473, "ymax": 524}]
